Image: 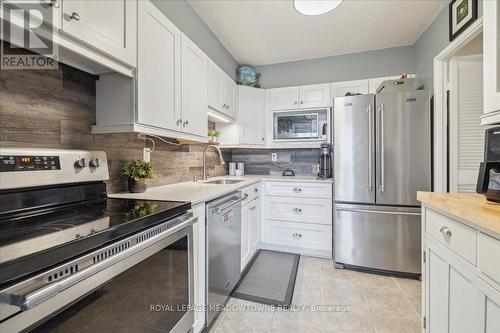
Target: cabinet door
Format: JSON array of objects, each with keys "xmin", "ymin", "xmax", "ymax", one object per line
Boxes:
[
  {"xmin": 241, "ymin": 203, "xmax": 251, "ymax": 271},
  {"xmin": 270, "ymin": 87, "xmax": 299, "ymax": 110},
  {"xmin": 61, "ymin": 0, "xmax": 137, "ymax": 66},
  {"xmin": 331, "ymin": 80, "xmax": 369, "ymax": 98},
  {"xmin": 137, "ymin": 1, "xmax": 181, "ymax": 130},
  {"xmin": 208, "ymin": 59, "xmax": 224, "ymax": 113},
  {"xmin": 181, "ymin": 34, "xmax": 208, "ymax": 137},
  {"xmin": 448, "ymin": 267, "xmax": 485, "ymax": 333},
  {"xmin": 238, "ymin": 86, "xmax": 266, "ymax": 145},
  {"xmin": 299, "ymin": 84, "xmax": 331, "ymax": 108},
  {"xmin": 250, "ymin": 198, "xmax": 260, "ymax": 255},
  {"xmin": 426, "ymin": 246, "xmax": 449, "ymax": 333},
  {"xmin": 223, "ymin": 76, "xmax": 237, "ymax": 118},
  {"xmin": 483, "ymin": 0, "xmax": 500, "ymax": 117},
  {"xmin": 486, "ymin": 297, "xmax": 500, "ymax": 333}
]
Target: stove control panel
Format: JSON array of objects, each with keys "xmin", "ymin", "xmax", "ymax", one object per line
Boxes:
[{"xmin": 0, "ymin": 155, "xmax": 61, "ymax": 172}]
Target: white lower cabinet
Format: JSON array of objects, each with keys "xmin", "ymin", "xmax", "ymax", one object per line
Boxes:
[
  {"xmin": 262, "ymin": 181, "xmax": 332, "ymax": 257},
  {"xmin": 265, "ymin": 220, "xmax": 331, "ymax": 252},
  {"xmin": 240, "ymin": 184, "xmax": 261, "ymax": 272},
  {"xmin": 423, "ymin": 207, "xmax": 500, "ymax": 333}
]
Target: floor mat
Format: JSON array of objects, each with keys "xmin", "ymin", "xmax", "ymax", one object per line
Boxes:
[{"xmin": 232, "ymin": 250, "xmax": 300, "ymax": 307}]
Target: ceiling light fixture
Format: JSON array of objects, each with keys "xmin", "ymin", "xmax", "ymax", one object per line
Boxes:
[{"xmin": 294, "ymin": 0, "xmax": 343, "ymax": 16}]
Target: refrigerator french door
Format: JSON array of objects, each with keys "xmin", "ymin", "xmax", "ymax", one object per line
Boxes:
[{"xmin": 333, "ymin": 91, "xmax": 431, "ymax": 275}]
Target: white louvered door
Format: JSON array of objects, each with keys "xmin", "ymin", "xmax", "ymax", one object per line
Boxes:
[{"xmin": 449, "ymin": 55, "xmax": 484, "ymax": 193}]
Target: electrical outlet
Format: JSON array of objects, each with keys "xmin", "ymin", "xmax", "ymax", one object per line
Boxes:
[
  {"xmin": 143, "ymin": 148, "xmax": 151, "ymax": 162},
  {"xmin": 271, "ymin": 153, "xmax": 278, "ymax": 162}
]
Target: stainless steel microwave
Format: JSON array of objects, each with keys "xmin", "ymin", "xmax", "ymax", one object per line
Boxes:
[{"xmin": 273, "ymin": 108, "xmax": 329, "ymax": 141}]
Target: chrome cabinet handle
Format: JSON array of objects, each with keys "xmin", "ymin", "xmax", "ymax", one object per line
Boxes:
[
  {"xmin": 440, "ymin": 226, "xmax": 452, "ymax": 237},
  {"xmin": 292, "ymin": 233, "xmax": 303, "ymax": 239},
  {"xmin": 254, "ymin": 188, "xmax": 259, "ymax": 193},
  {"xmin": 292, "ymin": 208, "xmax": 303, "ymax": 214},
  {"xmin": 294, "ymin": 101, "xmax": 298, "ymax": 105},
  {"xmin": 292, "ymin": 187, "xmax": 303, "ymax": 193},
  {"xmin": 176, "ymin": 119, "xmax": 182, "ymax": 126},
  {"xmin": 70, "ymin": 12, "xmax": 80, "ymax": 21},
  {"xmin": 300, "ymin": 101, "xmax": 304, "ymax": 104},
  {"xmin": 367, "ymin": 104, "xmax": 373, "ymax": 192},
  {"xmin": 379, "ymin": 104, "xmax": 385, "ymax": 193},
  {"xmin": 183, "ymin": 121, "xmax": 189, "ymax": 127}
]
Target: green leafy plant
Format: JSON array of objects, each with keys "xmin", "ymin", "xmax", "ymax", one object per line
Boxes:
[
  {"xmin": 208, "ymin": 130, "xmax": 220, "ymax": 137},
  {"xmin": 121, "ymin": 160, "xmax": 156, "ymax": 182}
]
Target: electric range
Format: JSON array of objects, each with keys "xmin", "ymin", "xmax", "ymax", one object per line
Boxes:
[{"xmin": 0, "ymin": 148, "xmax": 195, "ymax": 333}]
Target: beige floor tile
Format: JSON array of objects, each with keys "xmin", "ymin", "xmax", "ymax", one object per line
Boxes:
[
  {"xmin": 369, "ymin": 310, "xmax": 421, "ymax": 333},
  {"xmin": 272, "ymin": 308, "xmax": 323, "ymax": 333},
  {"xmin": 322, "ymin": 306, "xmax": 375, "ymax": 333},
  {"xmin": 405, "ymin": 291, "xmax": 422, "ymax": 314},
  {"xmin": 395, "ymin": 278, "xmax": 421, "ymax": 295},
  {"xmin": 356, "ymin": 272, "xmax": 400, "ymax": 290},
  {"xmin": 362, "ymin": 287, "xmax": 416, "ymax": 315},
  {"xmin": 322, "ymin": 284, "xmax": 366, "ymax": 308}
]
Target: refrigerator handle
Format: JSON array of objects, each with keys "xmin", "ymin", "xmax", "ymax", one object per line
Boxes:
[
  {"xmin": 379, "ymin": 104, "xmax": 385, "ymax": 193},
  {"xmin": 336, "ymin": 207, "xmax": 421, "ymax": 216},
  {"xmin": 367, "ymin": 105, "xmax": 373, "ymax": 192}
]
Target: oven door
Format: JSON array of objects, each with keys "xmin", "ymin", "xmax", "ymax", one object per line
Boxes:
[
  {"xmin": 0, "ymin": 215, "xmax": 196, "ymax": 333},
  {"xmin": 273, "ymin": 111, "xmax": 320, "ymax": 140}
]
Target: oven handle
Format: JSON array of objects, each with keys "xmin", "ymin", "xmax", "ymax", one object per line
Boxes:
[{"xmin": 7, "ymin": 216, "xmax": 197, "ymax": 311}]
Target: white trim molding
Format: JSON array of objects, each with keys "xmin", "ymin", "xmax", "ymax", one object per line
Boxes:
[{"xmin": 432, "ymin": 17, "xmax": 483, "ymax": 192}]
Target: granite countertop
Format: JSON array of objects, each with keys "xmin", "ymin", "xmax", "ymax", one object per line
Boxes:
[
  {"xmin": 109, "ymin": 175, "xmax": 333, "ymax": 206},
  {"xmin": 417, "ymin": 191, "xmax": 500, "ymax": 238}
]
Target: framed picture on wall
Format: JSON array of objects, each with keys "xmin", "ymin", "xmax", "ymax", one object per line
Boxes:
[{"xmin": 449, "ymin": 0, "xmax": 478, "ymax": 41}]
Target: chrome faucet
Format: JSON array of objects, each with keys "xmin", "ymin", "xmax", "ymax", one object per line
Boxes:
[{"xmin": 202, "ymin": 145, "xmax": 225, "ymax": 180}]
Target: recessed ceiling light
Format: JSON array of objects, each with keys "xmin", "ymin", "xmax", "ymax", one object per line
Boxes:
[{"xmin": 294, "ymin": 0, "xmax": 343, "ymax": 16}]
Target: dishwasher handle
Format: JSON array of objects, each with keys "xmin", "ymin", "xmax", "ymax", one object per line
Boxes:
[{"xmin": 212, "ymin": 194, "xmax": 248, "ymax": 213}]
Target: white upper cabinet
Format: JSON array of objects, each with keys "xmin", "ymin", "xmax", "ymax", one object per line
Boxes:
[
  {"xmin": 181, "ymin": 34, "xmax": 208, "ymax": 137},
  {"xmin": 331, "ymin": 79, "xmax": 369, "ymax": 98},
  {"xmin": 270, "ymin": 84, "xmax": 331, "ymax": 110},
  {"xmin": 482, "ymin": 0, "xmax": 500, "ymax": 125},
  {"xmin": 238, "ymin": 86, "xmax": 266, "ymax": 145},
  {"xmin": 208, "ymin": 60, "xmax": 236, "ymax": 119},
  {"xmin": 94, "ymin": 1, "xmax": 208, "ymax": 142},
  {"xmin": 299, "ymin": 84, "xmax": 331, "ymax": 108},
  {"xmin": 270, "ymin": 87, "xmax": 300, "ymax": 110},
  {"xmin": 61, "ymin": 0, "xmax": 137, "ymax": 67},
  {"xmin": 137, "ymin": 0, "xmax": 180, "ymax": 131}
]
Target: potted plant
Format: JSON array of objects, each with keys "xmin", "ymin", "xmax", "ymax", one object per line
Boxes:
[
  {"xmin": 121, "ymin": 160, "xmax": 156, "ymax": 193},
  {"xmin": 208, "ymin": 129, "xmax": 220, "ymax": 143}
]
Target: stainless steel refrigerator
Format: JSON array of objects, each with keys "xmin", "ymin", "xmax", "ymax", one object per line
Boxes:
[{"xmin": 333, "ymin": 90, "xmax": 431, "ymax": 276}]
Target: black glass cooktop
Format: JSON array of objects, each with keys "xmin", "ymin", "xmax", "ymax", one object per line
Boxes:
[{"xmin": 0, "ymin": 198, "xmax": 190, "ymax": 287}]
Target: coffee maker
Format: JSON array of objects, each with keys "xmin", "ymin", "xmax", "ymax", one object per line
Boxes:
[
  {"xmin": 318, "ymin": 142, "xmax": 332, "ymax": 179},
  {"xmin": 476, "ymin": 127, "xmax": 500, "ymax": 203}
]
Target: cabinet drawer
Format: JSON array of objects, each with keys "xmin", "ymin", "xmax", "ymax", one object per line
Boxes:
[
  {"xmin": 265, "ymin": 196, "xmax": 331, "ymax": 225},
  {"xmin": 241, "ymin": 183, "xmax": 260, "ymax": 202},
  {"xmin": 265, "ymin": 220, "xmax": 331, "ymax": 251},
  {"xmin": 264, "ymin": 181, "xmax": 332, "ymax": 199},
  {"xmin": 426, "ymin": 209, "xmax": 477, "ymax": 264},
  {"xmin": 478, "ymin": 232, "xmax": 500, "ymax": 284}
]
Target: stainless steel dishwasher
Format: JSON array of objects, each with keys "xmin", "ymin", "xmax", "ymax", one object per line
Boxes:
[{"xmin": 206, "ymin": 191, "xmax": 247, "ymax": 327}]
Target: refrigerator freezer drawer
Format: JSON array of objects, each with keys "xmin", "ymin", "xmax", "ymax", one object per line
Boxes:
[{"xmin": 334, "ymin": 204, "xmax": 421, "ymax": 274}]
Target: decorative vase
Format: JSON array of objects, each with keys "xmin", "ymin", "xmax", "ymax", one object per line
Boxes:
[
  {"xmin": 128, "ymin": 178, "xmax": 147, "ymax": 193},
  {"xmin": 210, "ymin": 136, "xmax": 218, "ymax": 143}
]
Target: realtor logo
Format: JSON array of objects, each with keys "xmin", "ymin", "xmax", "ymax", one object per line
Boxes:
[{"xmin": 1, "ymin": 0, "xmax": 58, "ymax": 70}]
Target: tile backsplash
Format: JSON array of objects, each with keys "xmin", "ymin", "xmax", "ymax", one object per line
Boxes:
[{"xmin": 230, "ymin": 148, "xmax": 320, "ymax": 176}]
